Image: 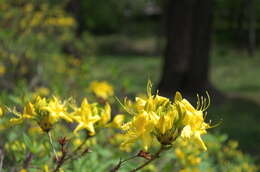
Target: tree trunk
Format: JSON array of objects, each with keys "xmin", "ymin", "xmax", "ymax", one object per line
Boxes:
[
  {"xmin": 158, "ymin": 0, "xmax": 215, "ymax": 97},
  {"xmin": 247, "ymin": 0, "xmax": 256, "ymax": 56},
  {"xmin": 66, "ymin": 0, "xmax": 84, "ymax": 36}
]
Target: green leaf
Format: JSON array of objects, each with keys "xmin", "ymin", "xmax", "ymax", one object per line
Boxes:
[{"xmin": 23, "ymin": 133, "xmax": 33, "ymax": 148}]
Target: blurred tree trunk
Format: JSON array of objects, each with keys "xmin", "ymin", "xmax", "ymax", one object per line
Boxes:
[
  {"xmin": 235, "ymin": 0, "xmax": 246, "ymax": 48},
  {"xmin": 66, "ymin": 0, "xmax": 84, "ymax": 36},
  {"xmin": 158, "ymin": 0, "xmax": 216, "ymax": 97},
  {"xmin": 247, "ymin": 0, "xmax": 256, "ymax": 56}
]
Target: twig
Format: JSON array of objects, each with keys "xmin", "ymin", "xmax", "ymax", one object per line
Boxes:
[
  {"xmin": 0, "ymin": 148, "xmax": 4, "ymax": 172},
  {"xmin": 53, "ymin": 135, "xmax": 91, "ymax": 172},
  {"xmin": 129, "ymin": 145, "xmax": 166, "ymax": 172},
  {"xmin": 23, "ymin": 152, "xmax": 33, "ymax": 169},
  {"xmin": 47, "ymin": 132, "xmax": 58, "ymax": 161},
  {"xmin": 64, "ymin": 135, "xmax": 90, "ymax": 161},
  {"xmin": 53, "ymin": 150, "xmax": 66, "ymax": 172},
  {"xmin": 110, "ymin": 155, "xmax": 139, "ymax": 172}
]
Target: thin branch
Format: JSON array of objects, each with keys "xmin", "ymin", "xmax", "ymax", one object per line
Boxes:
[
  {"xmin": 52, "ymin": 135, "xmax": 91, "ymax": 172},
  {"xmin": 0, "ymin": 148, "xmax": 4, "ymax": 172},
  {"xmin": 110, "ymin": 155, "xmax": 139, "ymax": 172},
  {"xmin": 64, "ymin": 135, "xmax": 91, "ymax": 161},
  {"xmin": 23, "ymin": 152, "xmax": 33, "ymax": 169},
  {"xmin": 129, "ymin": 145, "xmax": 166, "ymax": 172},
  {"xmin": 47, "ymin": 132, "xmax": 58, "ymax": 161},
  {"xmin": 53, "ymin": 151, "xmax": 66, "ymax": 172}
]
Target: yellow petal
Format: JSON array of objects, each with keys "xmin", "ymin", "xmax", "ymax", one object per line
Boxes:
[
  {"xmin": 0, "ymin": 107, "xmax": 4, "ymax": 117},
  {"xmin": 58, "ymin": 112, "xmax": 73, "ymax": 122},
  {"xmin": 81, "ymin": 98, "xmax": 89, "ymax": 108},
  {"xmin": 109, "ymin": 114, "xmax": 125, "ymax": 128},
  {"xmin": 181, "ymin": 125, "xmax": 192, "ymax": 139},
  {"xmin": 99, "ymin": 103, "xmax": 111, "ymax": 125},
  {"xmin": 9, "ymin": 118, "xmax": 24, "ymax": 125},
  {"xmin": 23, "ymin": 102, "xmax": 35, "ymax": 117},
  {"xmin": 141, "ymin": 132, "xmax": 153, "ymax": 151},
  {"xmin": 174, "ymin": 91, "xmax": 182, "ymax": 102},
  {"xmin": 194, "ymin": 131, "xmax": 207, "ymax": 151},
  {"xmin": 73, "ymin": 122, "xmax": 85, "ymax": 134}
]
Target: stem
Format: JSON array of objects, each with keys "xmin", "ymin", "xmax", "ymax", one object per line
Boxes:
[
  {"xmin": 73, "ymin": 136, "xmax": 89, "ymax": 153},
  {"xmin": 64, "ymin": 134, "xmax": 90, "ymax": 161},
  {"xmin": 53, "ymin": 152, "xmax": 66, "ymax": 172},
  {"xmin": 48, "ymin": 132, "xmax": 58, "ymax": 161},
  {"xmin": 23, "ymin": 152, "xmax": 33, "ymax": 169},
  {"xmin": 121, "ymin": 155, "xmax": 138, "ymax": 164},
  {"xmin": 0, "ymin": 148, "xmax": 4, "ymax": 172},
  {"xmin": 130, "ymin": 145, "xmax": 166, "ymax": 172},
  {"xmin": 52, "ymin": 134, "xmax": 91, "ymax": 172},
  {"xmin": 110, "ymin": 155, "xmax": 139, "ymax": 172}
]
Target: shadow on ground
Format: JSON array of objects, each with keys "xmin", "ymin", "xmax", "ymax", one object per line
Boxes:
[{"xmin": 209, "ymin": 94, "xmax": 260, "ymax": 159}]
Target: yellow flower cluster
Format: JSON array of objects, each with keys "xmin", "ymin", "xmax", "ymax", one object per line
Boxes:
[
  {"xmin": 174, "ymin": 139, "xmax": 202, "ymax": 172},
  {"xmin": 89, "ymin": 81, "xmax": 114, "ymax": 100},
  {"xmin": 4, "ymin": 140, "xmax": 26, "ymax": 153},
  {"xmin": 71, "ymin": 98, "xmax": 111, "ymax": 136},
  {"xmin": 8, "ymin": 96, "xmax": 114, "ymax": 135},
  {"xmin": 9, "ymin": 96, "xmax": 72, "ymax": 132},
  {"xmin": 120, "ymin": 82, "xmax": 210, "ymax": 151},
  {"xmin": 32, "ymin": 87, "xmax": 50, "ymax": 99},
  {"xmin": 0, "ymin": 106, "xmax": 4, "ymax": 117},
  {"xmin": 0, "ymin": 63, "xmax": 6, "ymax": 76},
  {"xmin": 44, "ymin": 17, "xmax": 75, "ymax": 27}
]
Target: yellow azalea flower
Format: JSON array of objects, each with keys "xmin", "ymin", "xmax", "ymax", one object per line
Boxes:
[
  {"xmin": 73, "ymin": 138, "xmax": 82, "ymax": 147},
  {"xmin": 28, "ymin": 126, "xmax": 44, "ymax": 136},
  {"xmin": 181, "ymin": 125, "xmax": 192, "ymax": 138},
  {"xmin": 19, "ymin": 169, "xmax": 27, "ymax": 172},
  {"xmin": 0, "ymin": 64, "xmax": 6, "ymax": 76},
  {"xmin": 109, "ymin": 133, "xmax": 132, "ymax": 152},
  {"xmin": 155, "ymin": 109, "xmax": 181, "ymax": 145},
  {"xmin": 99, "ymin": 103, "xmax": 111, "ymax": 126},
  {"xmin": 9, "ymin": 96, "xmax": 71, "ymax": 132},
  {"xmin": 37, "ymin": 115, "xmax": 56, "ymax": 132},
  {"xmin": 45, "ymin": 97, "xmax": 73, "ymax": 122},
  {"xmin": 118, "ymin": 81, "xmax": 212, "ymax": 151},
  {"xmin": 89, "ymin": 81, "xmax": 114, "ymax": 100},
  {"xmin": 72, "ymin": 98, "xmax": 100, "ymax": 136},
  {"xmin": 30, "ymin": 97, "xmax": 65, "ymax": 131},
  {"xmin": 121, "ymin": 111, "xmax": 155, "ymax": 151},
  {"xmin": 33, "ymin": 87, "xmax": 50, "ymax": 98},
  {"xmin": 107, "ymin": 114, "xmax": 125, "ymax": 128},
  {"xmin": 0, "ymin": 106, "xmax": 4, "ymax": 117},
  {"xmin": 157, "ymin": 113, "xmax": 173, "ymax": 135},
  {"xmin": 9, "ymin": 103, "xmax": 35, "ymax": 125},
  {"xmin": 43, "ymin": 165, "xmax": 49, "ymax": 172},
  {"xmin": 175, "ymin": 148, "xmax": 185, "ymax": 159},
  {"xmin": 127, "ymin": 84, "xmax": 170, "ymax": 114},
  {"xmin": 189, "ymin": 157, "xmax": 201, "ymax": 165},
  {"xmin": 135, "ymin": 97, "xmax": 147, "ymax": 112},
  {"xmin": 175, "ymin": 92, "xmax": 210, "ymax": 151},
  {"xmin": 23, "ymin": 102, "xmax": 36, "ymax": 118},
  {"xmin": 5, "ymin": 140, "xmax": 26, "ymax": 152}
]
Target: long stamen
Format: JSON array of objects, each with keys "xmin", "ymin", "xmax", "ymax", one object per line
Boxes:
[
  {"xmin": 202, "ymin": 97, "xmax": 207, "ymax": 111},
  {"xmin": 200, "ymin": 96, "xmax": 204, "ymax": 110},
  {"xmin": 196, "ymin": 94, "xmax": 200, "ymax": 110},
  {"xmin": 205, "ymin": 91, "xmax": 211, "ymax": 110}
]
